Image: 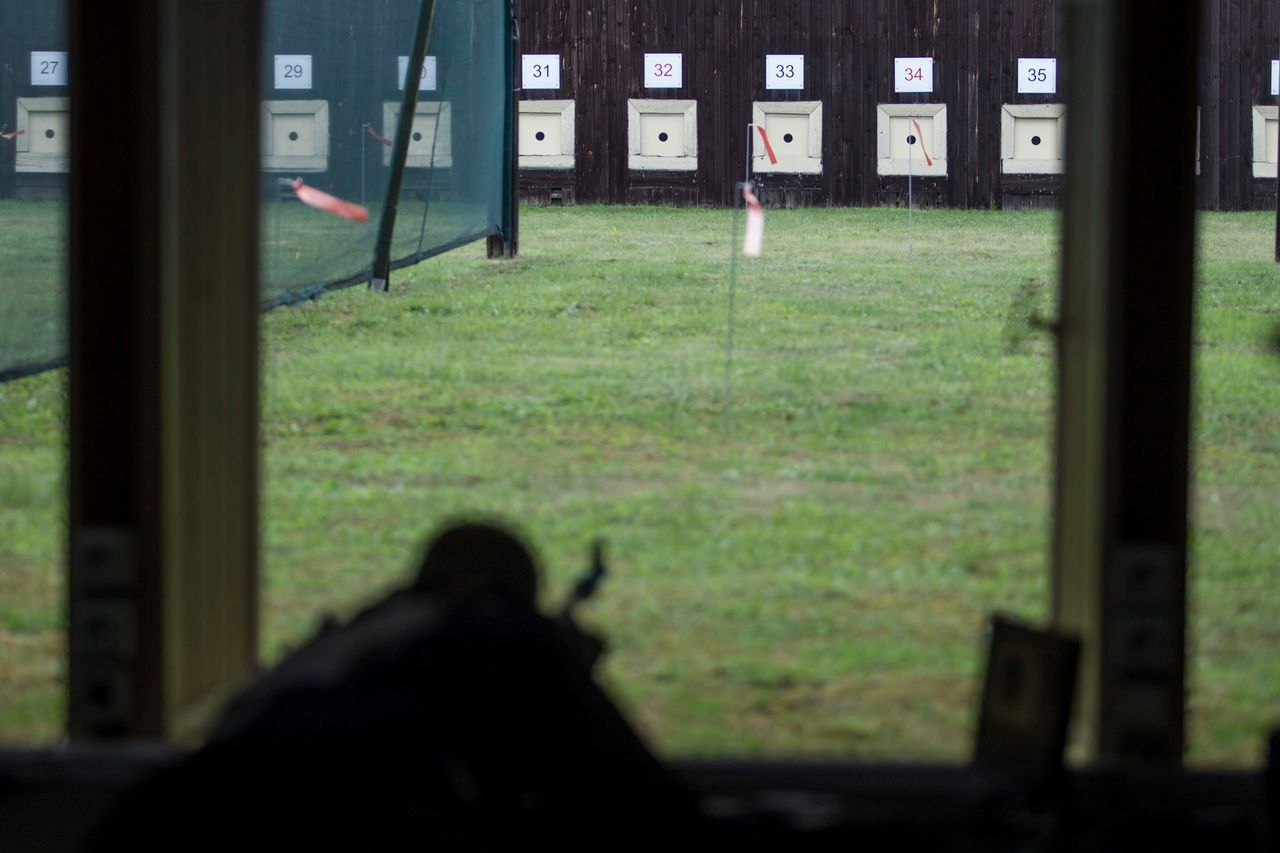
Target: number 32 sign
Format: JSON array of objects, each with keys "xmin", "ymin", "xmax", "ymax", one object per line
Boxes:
[
  {"xmin": 895, "ymin": 57, "xmax": 934, "ymax": 94},
  {"xmin": 644, "ymin": 53, "xmax": 683, "ymax": 89}
]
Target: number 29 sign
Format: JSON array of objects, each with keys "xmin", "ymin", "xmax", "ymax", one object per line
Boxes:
[
  {"xmin": 894, "ymin": 57, "xmax": 933, "ymax": 94},
  {"xmin": 274, "ymin": 54, "xmax": 313, "ymax": 90},
  {"xmin": 644, "ymin": 53, "xmax": 683, "ymax": 89}
]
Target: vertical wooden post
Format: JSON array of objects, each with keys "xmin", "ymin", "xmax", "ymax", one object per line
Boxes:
[
  {"xmin": 1054, "ymin": 0, "xmax": 1199, "ymax": 766},
  {"xmin": 488, "ymin": 0, "xmax": 520, "ymax": 259},
  {"xmin": 68, "ymin": 0, "xmax": 261, "ymax": 741}
]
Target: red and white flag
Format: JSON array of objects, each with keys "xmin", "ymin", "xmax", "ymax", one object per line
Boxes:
[
  {"xmin": 742, "ymin": 182, "xmax": 764, "ymax": 257},
  {"xmin": 0, "ymin": 129, "xmax": 25, "ymax": 141},
  {"xmin": 911, "ymin": 118, "xmax": 933, "ymax": 167},
  {"xmin": 756, "ymin": 125, "xmax": 778, "ymax": 165},
  {"xmin": 293, "ymin": 178, "xmax": 369, "ymax": 223}
]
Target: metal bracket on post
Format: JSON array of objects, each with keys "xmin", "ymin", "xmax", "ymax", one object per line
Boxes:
[{"xmin": 69, "ymin": 527, "xmax": 138, "ymax": 736}]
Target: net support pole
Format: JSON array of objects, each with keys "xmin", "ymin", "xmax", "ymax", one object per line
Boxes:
[
  {"xmin": 488, "ymin": 0, "xmax": 520, "ymax": 260},
  {"xmin": 371, "ymin": 0, "xmax": 439, "ymax": 292}
]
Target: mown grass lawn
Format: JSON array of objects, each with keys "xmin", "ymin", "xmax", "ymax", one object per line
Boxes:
[{"xmin": 1, "ymin": 204, "xmax": 1276, "ymax": 765}]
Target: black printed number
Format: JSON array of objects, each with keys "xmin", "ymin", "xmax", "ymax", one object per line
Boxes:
[
  {"xmin": 39, "ymin": 60, "xmax": 59, "ymax": 75},
  {"xmin": 283, "ymin": 64, "xmax": 304, "ymax": 78},
  {"xmin": 532, "ymin": 63, "xmax": 551, "ymax": 78},
  {"xmin": 1027, "ymin": 67, "xmax": 1048, "ymax": 83},
  {"xmin": 775, "ymin": 64, "xmax": 795, "ymax": 79}
]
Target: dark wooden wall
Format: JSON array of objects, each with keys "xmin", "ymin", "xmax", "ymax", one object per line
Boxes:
[
  {"xmin": 519, "ymin": 0, "xmax": 1064, "ymax": 208},
  {"xmin": 0, "ymin": 2, "xmax": 69, "ymax": 199},
  {"xmin": 2, "ymin": 1, "xmax": 1277, "ymax": 209},
  {"xmin": 520, "ymin": 0, "xmax": 1279, "ymax": 210},
  {"xmin": 1199, "ymin": 0, "xmax": 1280, "ymax": 211}
]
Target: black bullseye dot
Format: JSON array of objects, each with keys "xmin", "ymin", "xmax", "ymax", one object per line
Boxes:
[
  {"xmin": 1031, "ymin": 135, "xmax": 1042, "ymax": 146},
  {"xmin": 288, "ymin": 131, "xmax": 298, "ymax": 141},
  {"xmin": 783, "ymin": 133, "xmax": 794, "ymax": 144},
  {"xmin": 412, "ymin": 131, "xmax": 423, "ymax": 142},
  {"xmin": 45, "ymin": 129, "xmax": 55, "ymax": 139},
  {"xmin": 658, "ymin": 132, "xmax": 669, "ymax": 142},
  {"xmin": 906, "ymin": 134, "xmax": 917, "ymax": 145},
  {"xmin": 535, "ymin": 131, "xmax": 546, "ymax": 141}
]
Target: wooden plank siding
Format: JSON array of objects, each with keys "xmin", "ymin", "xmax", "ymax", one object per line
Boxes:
[
  {"xmin": 1199, "ymin": 0, "xmax": 1280, "ymax": 211},
  {"xmin": 0, "ymin": 2, "xmax": 70, "ymax": 199},
  {"xmin": 518, "ymin": 0, "xmax": 1278, "ymax": 210},
  {"xmin": 0, "ymin": 1, "xmax": 1275, "ymax": 209}
]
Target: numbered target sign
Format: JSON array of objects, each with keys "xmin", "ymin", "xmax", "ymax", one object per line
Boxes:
[
  {"xmin": 274, "ymin": 55, "xmax": 313, "ymax": 89},
  {"xmin": 766, "ymin": 54, "xmax": 805, "ymax": 91},
  {"xmin": 397, "ymin": 56, "xmax": 439, "ymax": 92},
  {"xmin": 522, "ymin": 54, "xmax": 561, "ymax": 90},
  {"xmin": 1018, "ymin": 58, "xmax": 1057, "ymax": 94},
  {"xmin": 894, "ymin": 57, "xmax": 933, "ymax": 94},
  {"xmin": 30, "ymin": 51, "xmax": 68, "ymax": 86},
  {"xmin": 1272, "ymin": 60, "xmax": 1279, "ymax": 97},
  {"xmin": 644, "ymin": 53, "xmax": 683, "ymax": 89}
]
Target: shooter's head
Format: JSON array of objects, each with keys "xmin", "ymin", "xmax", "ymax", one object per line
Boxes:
[{"xmin": 413, "ymin": 519, "xmax": 540, "ymax": 607}]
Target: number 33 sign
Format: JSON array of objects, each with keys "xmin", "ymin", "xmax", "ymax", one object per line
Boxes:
[
  {"xmin": 895, "ymin": 57, "xmax": 934, "ymax": 94},
  {"xmin": 766, "ymin": 55, "xmax": 804, "ymax": 90},
  {"xmin": 644, "ymin": 53, "xmax": 683, "ymax": 88}
]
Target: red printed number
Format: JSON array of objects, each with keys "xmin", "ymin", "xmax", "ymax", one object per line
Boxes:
[
  {"xmin": 904, "ymin": 67, "xmax": 924, "ymax": 82},
  {"xmin": 654, "ymin": 63, "xmax": 673, "ymax": 77}
]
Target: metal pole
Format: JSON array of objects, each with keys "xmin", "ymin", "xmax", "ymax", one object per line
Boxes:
[
  {"xmin": 908, "ymin": 131, "xmax": 914, "ymax": 256},
  {"xmin": 723, "ymin": 122, "xmax": 755, "ymax": 431},
  {"xmin": 360, "ymin": 123, "xmax": 367, "ymax": 206},
  {"xmin": 724, "ymin": 184, "xmax": 740, "ymax": 432},
  {"xmin": 370, "ymin": 0, "xmax": 439, "ymax": 291}
]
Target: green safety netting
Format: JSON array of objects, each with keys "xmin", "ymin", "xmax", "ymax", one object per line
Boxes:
[{"xmin": 0, "ymin": 0, "xmax": 515, "ymax": 381}]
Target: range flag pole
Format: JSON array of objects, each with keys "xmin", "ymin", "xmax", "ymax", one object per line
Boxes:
[
  {"xmin": 725, "ymin": 123, "xmax": 772, "ymax": 431},
  {"xmin": 907, "ymin": 118, "xmax": 932, "ymax": 257},
  {"xmin": 908, "ymin": 126, "xmax": 913, "ymax": 256},
  {"xmin": 360, "ymin": 123, "xmax": 368, "ymax": 205}
]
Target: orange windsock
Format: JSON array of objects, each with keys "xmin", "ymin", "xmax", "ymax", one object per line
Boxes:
[{"xmin": 293, "ymin": 179, "xmax": 369, "ymax": 223}]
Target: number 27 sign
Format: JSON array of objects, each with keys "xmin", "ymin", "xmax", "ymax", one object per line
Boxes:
[{"xmin": 895, "ymin": 57, "xmax": 933, "ymax": 94}]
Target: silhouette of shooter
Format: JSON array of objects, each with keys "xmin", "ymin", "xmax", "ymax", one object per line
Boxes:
[{"xmin": 89, "ymin": 520, "xmax": 705, "ymax": 850}]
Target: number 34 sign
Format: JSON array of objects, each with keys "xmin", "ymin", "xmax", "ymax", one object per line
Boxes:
[{"xmin": 895, "ymin": 57, "xmax": 934, "ymax": 94}]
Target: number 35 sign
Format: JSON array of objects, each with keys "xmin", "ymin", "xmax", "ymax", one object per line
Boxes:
[
  {"xmin": 895, "ymin": 57, "xmax": 934, "ymax": 94},
  {"xmin": 1018, "ymin": 58, "xmax": 1057, "ymax": 94}
]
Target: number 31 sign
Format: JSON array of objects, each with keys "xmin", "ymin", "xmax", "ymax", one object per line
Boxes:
[{"xmin": 895, "ymin": 57, "xmax": 934, "ymax": 94}]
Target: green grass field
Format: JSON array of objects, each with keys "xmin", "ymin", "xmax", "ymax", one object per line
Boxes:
[{"xmin": 1, "ymin": 203, "xmax": 1276, "ymax": 764}]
